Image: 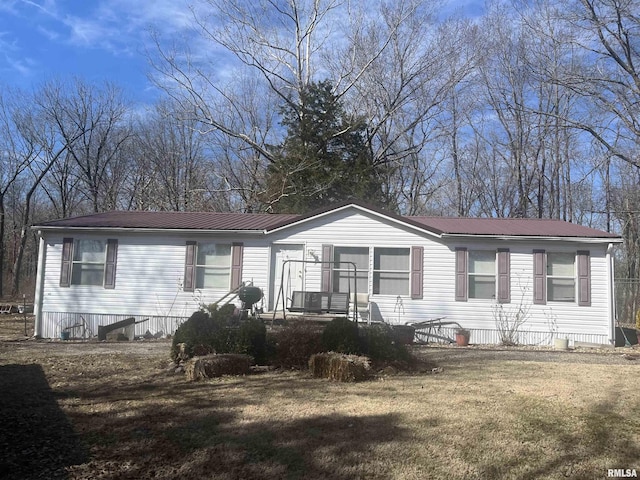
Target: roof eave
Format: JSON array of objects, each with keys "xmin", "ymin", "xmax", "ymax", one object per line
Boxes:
[
  {"xmin": 441, "ymin": 233, "xmax": 623, "ymax": 243},
  {"xmin": 33, "ymin": 226, "xmax": 267, "ymax": 235}
]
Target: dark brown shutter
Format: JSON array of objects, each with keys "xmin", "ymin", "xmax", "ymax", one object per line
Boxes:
[
  {"xmin": 455, "ymin": 248, "xmax": 467, "ymax": 302},
  {"xmin": 533, "ymin": 250, "xmax": 546, "ymax": 305},
  {"xmin": 230, "ymin": 242, "xmax": 244, "ymax": 289},
  {"xmin": 497, "ymin": 249, "xmax": 510, "ymax": 303},
  {"xmin": 411, "ymin": 246, "xmax": 424, "ymax": 299},
  {"xmin": 321, "ymin": 244, "xmax": 333, "ymax": 291},
  {"xmin": 577, "ymin": 251, "xmax": 591, "ymax": 307},
  {"xmin": 60, "ymin": 238, "xmax": 73, "ymax": 287},
  {"xmin": 184, "ymin": 241, "xmax": 196, "ymax": 292},
  {"xmin": 104, "ymin": 239, "xmax": 118, "ymax": 289}
]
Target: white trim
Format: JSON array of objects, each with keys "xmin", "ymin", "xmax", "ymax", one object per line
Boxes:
[{"xmin": 33, "ymin": 233, "xmax": 46, "ymax": 338}]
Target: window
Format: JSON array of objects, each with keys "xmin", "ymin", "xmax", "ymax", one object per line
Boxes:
[
  {"xmin": 547, "ymin": 253, "xmax": 575, "ymax": 302},
  {"xmin": 71, "ymin": 239, "xmax": 106, "ymax": 286},
  {"xmin": 60, "ymin": 238, "xmax": 117, "ymax": 288},
  {"xmin": 468, "ymin": 251, "xmax": 496, "ymax": 299},
  {"xmin": 195, "ymin": 243, "xmax": 231, "ymax": 289},
  {"xmin": 373, "ymin": 247, "xmax": 410, "ymax": 295},
  {"xmin": 456, "ymin": 248, "xmax": 509, "ymax": 302},
  {"xmin": 333, "ymin": 247, "xmax": 368, "ymax": 294}
]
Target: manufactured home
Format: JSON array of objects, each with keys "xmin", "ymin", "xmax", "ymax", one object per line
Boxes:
[{"xmin": 32, "ymin": 201, "xmax": 622, "ymax": 345}]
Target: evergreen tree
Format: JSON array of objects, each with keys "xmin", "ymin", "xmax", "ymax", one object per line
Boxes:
[{"xmin": 264, "ymin": 80, "xmax": 388, "ymax": 213}]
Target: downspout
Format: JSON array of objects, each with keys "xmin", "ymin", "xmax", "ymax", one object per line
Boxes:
[
  {"xmin": 607, "ymin": 243, "xmax": 616, "ymax": 346},
  {"xmin": 33, "ymin": 232, "xmax": 46, "ymax": 338}
]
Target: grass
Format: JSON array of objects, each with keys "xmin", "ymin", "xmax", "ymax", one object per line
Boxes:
[{"xmin": 0, "ymin": 339, "xmax": 638, "ymax": 479}]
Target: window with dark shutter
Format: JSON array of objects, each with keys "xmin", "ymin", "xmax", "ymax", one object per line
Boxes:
[
  {"xmin": 60, "ymin": 238, "xmax": 73, "ymax": 287},
  {"xmin": 497, "ymin": 249, "xmax": 510, "ymax": 303},
  {"xmin": 104, "ymin": 239, "xmax": 118, "ymax": 289},
  {"xmin": 411, "ymin": 246, "xmax": 424, "ymax": 299},
  {"xmin": 455, "ymin": 248, "xmax": 468, "ymax": 301},
  {"xmin": 577, "ymin": 251, "xmax": 591, "ymax": 306},
  {"xmin": 184, "ymin": 241, "xmax": 196, "ymax": 292}
]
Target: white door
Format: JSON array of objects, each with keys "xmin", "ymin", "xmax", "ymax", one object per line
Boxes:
[{"xmin": 269, "ymin": 244, "xmax": 304, "ymax": 311}]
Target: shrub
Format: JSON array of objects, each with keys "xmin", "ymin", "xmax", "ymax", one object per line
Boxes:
[
  {"xmin": 359, "ymin": 324, "xmax": 410, "ymax": 363},
  {"xmin": 231, "ymin": 318, "xmax": 268, "ymax": 365},
  {"xmin": 272, "ymin": 321, "xmax": 324, "ymax": 369},
  {"xmin": 171, "ymin": 308, "xmax": 267, "ymax": 364},
  {"xmin": 171, "ymin": 311, "xmax": 220, "ymax": 361},
  {"xmin": 321, "ymin": 318, "xmax": 360, "ymax": 354}
]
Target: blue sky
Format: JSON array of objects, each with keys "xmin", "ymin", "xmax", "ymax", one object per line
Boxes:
[
  {"xmin": 0, "ymin": 0, "xmax": 485, "ymax": 106},
  {"xmin": 0, "ymin": 0, "xmax": 194, "ymax": 104}
]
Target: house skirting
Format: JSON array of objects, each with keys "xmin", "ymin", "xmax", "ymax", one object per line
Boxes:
[
  {"xmin": 38, "ymin": 312, "xmax": 186, "ymax": 339},
  {"xmin": 38, "ymin": 311, "xmax": 611, "ymax": 347},
  {"xmin": 415, "ymin": 326, "xmax": 611, "ymax": 347}
]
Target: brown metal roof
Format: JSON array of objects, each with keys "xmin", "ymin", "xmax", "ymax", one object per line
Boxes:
[
  {"xmin": 408, "ymin": 216, "xmax": 619, "ymax": 238},
  {"xmin": 33, "ymin": 203, "xmax": 619, "ymax": 239},
  {"xmin": 36, "ymin": 211, "xmax": 299, "ymax": 231}
]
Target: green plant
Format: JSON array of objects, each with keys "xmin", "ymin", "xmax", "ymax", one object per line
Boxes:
[
  {"xmin": 321, "ymin": 318, "xmax": 360, "ymax": 354},
  {"xmin": 171, "ymin": 308, "xmax": 267, "ymax": 364},
  {"xmin": 171, "ymin": 311, "xmax": 220, "ymax": 361},
  {"xmin": 232, "ymin": 318, "xmax": 267, "ymax": 365}
]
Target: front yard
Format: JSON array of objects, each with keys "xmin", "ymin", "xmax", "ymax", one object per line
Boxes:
[{"xmin": 0, "ymin": 334, "xmax": 638, "ymax": 479}]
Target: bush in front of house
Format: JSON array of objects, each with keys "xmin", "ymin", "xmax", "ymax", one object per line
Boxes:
[
  {"xmin": 321, "ymin": 317, "xmax": 360, "ymax": 354},
  {"xmin": 321, "ymin": 318, "xmax": 410, "ymax": 364},
  {"xmin": 230, "ymin": 318, "xmax": 268, "ymax": 365},
  {"xmin": 171, "ymin": 307, "xmax": 267, "ymax": 364},
  {"xmin": 359, "ymin": 324, "xmax": 410, "ymax": 363},
  {"xmin": 271, "ymin": 321, "xmax": 324, "ymax": 369},
  {"xmin": 171, "ymin": 310, "xmax": 220, "ymax": 361}
]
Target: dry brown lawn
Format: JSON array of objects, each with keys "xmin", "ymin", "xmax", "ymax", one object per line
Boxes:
[{"xmin": 0, "ymin": 315, "xmax": 639, "ymax": 479}]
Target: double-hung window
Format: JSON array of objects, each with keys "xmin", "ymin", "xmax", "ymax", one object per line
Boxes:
[
  {"xmin": 456, "ymin": 248, "xmax": 510, "ymax": 302},
  {"xmin": 468, "ymin": 251, "xmax": 496, "ymax": 299},
  {"xmin": 195, "ymin": 243, "xmax": 231, "ymax": 289},
  {"xmin": 546, "ymin": 253, "xmax": 575, "ymax": 302},
  {"xmin": 373, "ymin": 247, "xmax": 410, "ymax": 295},
  {"xmin": 72, "ymin": 239, "xmax": 107, "ymax": 286},
  {"xmin": 333, "ymin": 247, "xmax": 369, "ymax": 294},
  {"xmin": 534, "ymin": 250, "xmax": 590, "ymax": 305},
  {"xmin": 60, "ymin": 238, "xmax": 118, "ymax": 288}
]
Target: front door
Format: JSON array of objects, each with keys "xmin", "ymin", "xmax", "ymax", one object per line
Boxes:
[{"xmin": 269, "ymin": 244, "xmax": 304, "ymax": 311}]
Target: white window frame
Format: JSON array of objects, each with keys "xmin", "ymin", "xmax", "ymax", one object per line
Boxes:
[
  {"xmin": 468, "ymin": 250, "xmax": 496, "ymax": 299},
  {"xmin": 71, "ymin": 239, "xmax": 107, "ymax": 286},
  {"xmin": 546, "ymin": 252, "xmax": 576, "ymax": 302},
  {"xmin": 195, "ymin": 242, "xmax": 232, "ymax": 289},
  {"xmin": 373, "ymin": 247, "xmax": 410, "ymax": 296},
  {"xmin": 332, "ymin": 246, "xmax": 369, "ymax": 294}
]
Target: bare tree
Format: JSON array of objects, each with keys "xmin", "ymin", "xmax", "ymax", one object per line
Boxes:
[{"xmin": 39, "ymin": 78, "xmax": 131, "ymax": 213}]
